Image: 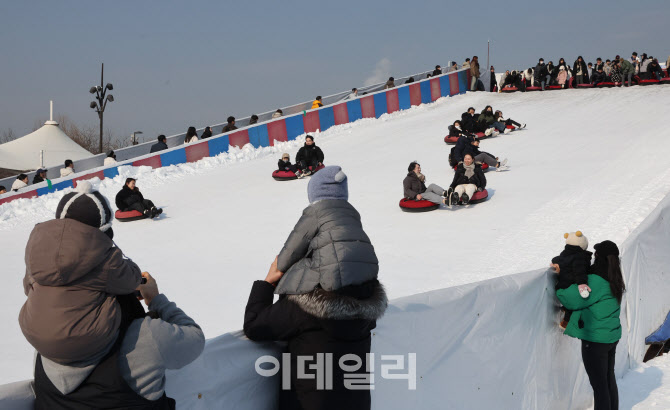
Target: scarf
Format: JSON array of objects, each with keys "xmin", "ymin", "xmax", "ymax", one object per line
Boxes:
[
  {"xmin": 416, "ymin": 172, "xmax": 426, "ymax": 183},
  {"xmin": 463, "ymin": 162, "xmax": 475, "ymax": 179}
]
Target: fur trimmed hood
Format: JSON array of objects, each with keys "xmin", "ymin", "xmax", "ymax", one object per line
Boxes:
[{"xmin": 287, "ymin": 281, "xmax": 387, "ymax": 321}]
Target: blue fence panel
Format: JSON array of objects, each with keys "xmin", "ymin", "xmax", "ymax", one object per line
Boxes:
[
  {"xmin": 207, "ymin": 135, "xmax": 230, "ymax": 156},
  {"xmin": 458, "ymin": 71, "xmax": 468, "ymax": 93},
  {"xmin": 346, "ymin": 100, "xmax": 362, "ymax": 123},
  {"xmin": 285, "ymin": 115, "xmax": 305, "ymax": 140},
  {"xmin": 318, "ymin": 107, "xmax": 335, "ymax": 132},
  {"xmin": 249, "ymin": 124, "xmax": 270, "ymax": 147},
  {"xmin": 103, "ymin": 167, "xmax": 119, "ymax": 180},
  {"xmin": 373, "ymin": 93, "xmax": 388, "ymax": 118},
  {"xmin": 420, "ymin": 81, "xmax": 432, "ymax": 104},
  {"xmin": 398, "ymin": 87, "xmax": 411, "ymax": 110},
  {"xmin": 439, "ymin": 75, "xmax": 451, "ymax": 97},
  {"xmin": 36, "ymin": 180, "xmax": 72, "ymax": 196},
  {"xmin": 160, "ymin": 148, "xmax": 187, "ymax": 167}
]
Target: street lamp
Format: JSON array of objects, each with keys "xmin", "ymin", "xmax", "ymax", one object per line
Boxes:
[
  {"xmin": 89, "ymin": 63, "xmax": 114, "ymax": 154},
  {"xmin": 131, "ymin": 131, "xmax": 143, "ymax": 146}
]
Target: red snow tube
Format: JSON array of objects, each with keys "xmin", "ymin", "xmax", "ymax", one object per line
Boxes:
[
  {"xmin": 399, "ymin": 198, "xmax": 440, "ymax": 213},
  {"xmin": 453, "ymin": 163, "xmax": 489, "ymax": 171},
  {"xmin": 444, "ymin": 136, "xmax": 459, "ymax": 145},
  {"xmin": 501, "ymin": 86, "xmax": 518, "ymax": 93},
  {"xmin": 272, "ymin": 170, "xmax": 298, "ymax": 181},
  {"xmin": 545, "ymin": 85, "xmax": 562, "ymax": 90},
  {"xmin": 577, "ymin": 83, "xmax": 594, "ymax": 88},
  {"xmin": 639, "ymin": 79, "xmax": 660, "ymax": 86},
  {"xmin": 115, "ymin": 210, "xmax": 147, "ymax": 222},
  {"xmin": 469, "ymin": 189, "xmax": 489, "ymax": 204},
  {"xmin": 475, "ymin": 132, "xmax": 486, "ymax": 139},
  {"xmin": 526, "ymin": 86, "xmax": 542, "ymax": 91},
  {"xmin": 661, "ymin": 78, "xmax": 670, "ymax": 84},
  {"xmin": 505, "ymin": 125, "xmax": 516, "ymax": 130},
  {"xmin": 309, "ymin": 164, "xmax": 326, "ymax": 173},
  {"xmin": 596, "ymin": 82, "xmax": 615, "ymax": 88}
]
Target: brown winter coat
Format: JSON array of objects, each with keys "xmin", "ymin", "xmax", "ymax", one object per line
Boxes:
[
  {"xmin": 470, "ymin": 61, "xmax": 480, "ymax": 79},
  {"xmin": 19, "ymin": 219, "xmax": 141, "ymax": 364}
]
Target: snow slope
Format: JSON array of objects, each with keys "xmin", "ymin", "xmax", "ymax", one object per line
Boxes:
[{"xmin": 2, "ymin": 85, "xmax": 670, "ymax": 386}]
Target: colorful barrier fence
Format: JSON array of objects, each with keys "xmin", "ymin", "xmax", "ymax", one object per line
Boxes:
[{"xmin": 0, "ymin": 69, "xmax": 468, "ymax": 207}]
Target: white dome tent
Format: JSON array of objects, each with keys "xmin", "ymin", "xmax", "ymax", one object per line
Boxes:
[{"xmin": 0, "ymin": 101, "xmax": 92, "ymax": 171}]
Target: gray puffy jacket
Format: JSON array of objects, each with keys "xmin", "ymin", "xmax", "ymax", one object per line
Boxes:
[{"xmin": 275, "ymin": 199, "xmax": 379, "ymax": 295}]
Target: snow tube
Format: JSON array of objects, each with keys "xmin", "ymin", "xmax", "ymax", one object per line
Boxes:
[
  {"xmin": 453, "ymin": 163, "xmax": 489, "ymax": 171},
  {"xmin": 501, "ymin": 86, "xmax": 518, "ymax": 93},
  {"xmin": 115, "ymin": 210, "xmax": 147, "ymax": 222},
  {"xmin": 444, "ymin": 136, "xmax": 459, "ymax": 145},
  {"xmin": 399, "ymin": 198, "xmax": 439, "ymax": 213},
  {"xmin": 475, "ymin": 132, "xmax": 486, "ymax": 139},
  {"xmin": 661, "ymin": 78, "xmax": 670, "ymax": 84},
  {"xmin": 309, "ymin": 164, "xmax": 326, "ymax": 173},
  {"xmin": 451, "ymin": 189, "xmax": 489, "ymax": 205},
  {"xmin": 596, "ymin": 82, "xmax": 615, "ymax": 88},
  {"xmin": 576, "ymin": 83, "xmax": 594, "ymax": 88},
  {"xmin": 505, "ymin": 125, "xmax": 516, "ymax": 130},
  {"xmin": 545, "ymin": 85, "xmax": 562, "ymax": 90},
  {"xmin": 639, "ymin": 79, "xmax": 660, "ymax": 86},
  {"xmin": 272, "ymin": 170, "xmax": 298, "ymax": 181},
  {"xmin": 526, "ymin": 86, "xmax": 542, "ymax": 91}
]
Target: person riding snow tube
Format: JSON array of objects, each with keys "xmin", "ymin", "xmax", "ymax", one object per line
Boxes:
[
  {"xmin": 446, "ymin": 154, "xmax": 488, "ymax": 205},
  {"xmin": 115, "ymin": 178, "xmax": 162, "ymax": 221},
  {"xmin": 273, "ymin": 153, "xmax": 304, "ymax": 181},
  {"xmin": 295, "ymin": 135, "xmax": 324, "ymax": 176}
]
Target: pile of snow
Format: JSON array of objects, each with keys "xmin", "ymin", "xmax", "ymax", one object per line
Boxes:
[{"xmin": 1, "ymin": 85, "xmax": 670, "ymax": 403}]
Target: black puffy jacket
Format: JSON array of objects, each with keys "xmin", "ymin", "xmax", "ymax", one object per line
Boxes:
[
  {"xmin": 450, "ymin": 162, "xmax": 486, "ymax": 189},
  {"xmin": 452, "ymin": 135, "xmax": 475, "ymax": 164},
  {"xmin": 296, "ymin": 144, "xmax": 325, "ymax": 164},
  {"xmin": 115, "ymin": 185, "xmax": 145, "ymax": 211},
  {"xmin": 552, "ymin": 245, "xmax": 593, "ymax": 290},
  {"xmin": 244, "ymin": 279, "xmax": 387, "ymax": 410}
]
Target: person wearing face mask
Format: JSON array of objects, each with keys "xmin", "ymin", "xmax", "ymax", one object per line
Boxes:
[
  {"xmin": 277, "ymin": 153, "xmax": 304, "ymax": 178},
  {"xmin": 620, "ymin": 56, "xmax": 635, "ymax": 87},
  {"xmin": 534, "ymin": 58, "xmax": 548, "ymax": 89},
  {"xmin": 478, "ymin": 105, "xmax": 508, "ymax": 135},
  {"xmin": 447, "ymin": 153, "xmax": 487, "ymax": 205}
]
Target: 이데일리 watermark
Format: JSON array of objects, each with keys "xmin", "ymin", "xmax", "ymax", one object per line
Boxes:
[{"xmin": 255, "ymin": 353, "xmax": 416, "ymax": 390}]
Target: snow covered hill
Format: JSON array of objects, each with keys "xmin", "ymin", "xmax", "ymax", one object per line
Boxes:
[{"xmin": 1, "ymin": 85, "xmax": 670, "ymax": 387}]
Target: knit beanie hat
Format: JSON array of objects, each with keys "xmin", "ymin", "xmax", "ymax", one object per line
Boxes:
[
  {"xmin": 594, "ymin": 240, "xmax": 619, "ymax": 258},
  {"xmin": 55, "ymin": 180, "xmax": 114, "ymax": 239},
  {"xmin": 564, "ymin": 231, "xmax": 588, "ymax": 250},
  {"xmin": 307, "ymin": 166, "xmax": 348, "ymax": 203}
]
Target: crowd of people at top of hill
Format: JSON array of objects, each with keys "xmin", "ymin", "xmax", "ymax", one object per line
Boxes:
[{"xmin": 494, "ymin": 52, "xmax": 670, "ymax": 91}]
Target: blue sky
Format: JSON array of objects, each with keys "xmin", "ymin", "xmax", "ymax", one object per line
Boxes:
[{"xmin": 1, "ymin": 0, "xmax": 668, "ymax": 144}]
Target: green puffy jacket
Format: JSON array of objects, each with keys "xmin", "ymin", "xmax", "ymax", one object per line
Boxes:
[
  {"xmin": 556, "ymin": 274, "xmax": 622, "ymax": 344},
  {"xmin": 619, "ymin": 59, "xmax": 634, "ymax": 76},
  {"xmin": 478, "ymin": 111, "xmax": 496, "ymax": 126}
]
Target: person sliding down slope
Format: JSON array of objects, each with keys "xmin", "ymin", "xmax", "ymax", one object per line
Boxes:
[
  {"xmin": 447, "ymin": 154, "xmax": 486, "ymax": 205},
  {"xmin": 115, "ymin": 178, "xmax": 163, "ymax": 219},
  {"xmin": 277, "ymin": 153, "xmax": 304, "ymax": 179},
  {"xmin": 403, "ymin": 162, "xmax": 450, "ymax": 205},
  {"xmin": 464, "ymin": 139, "xmax": 509, "ymax": 172},
  {"xmin": 295, "ymin": 135, "xmax": 324, "ymax": 176}
]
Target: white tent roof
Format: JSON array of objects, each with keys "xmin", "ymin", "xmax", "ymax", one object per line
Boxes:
[{"xmin": 0, "ymin": 120, "xmax": 93, "ymax": 171}]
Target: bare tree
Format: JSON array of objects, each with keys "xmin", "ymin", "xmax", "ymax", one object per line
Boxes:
[{"xmin": 0, "ymin": 128, "xmax": 16, "ymax": 144}]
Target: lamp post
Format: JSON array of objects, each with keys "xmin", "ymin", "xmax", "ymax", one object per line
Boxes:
[
  {"xmin": 131, "ymin": 131, "xmax": 143, "ymax": 146},
  {"xmin": 89, "ymin": 63, "xmax": 114, "ymax": 154}
]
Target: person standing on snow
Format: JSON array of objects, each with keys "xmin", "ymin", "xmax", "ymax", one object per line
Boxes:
[
  {"xmin": 244, "ymin": 165, "xmax": 385, "ymax": 410},
  {"xmin": 556, "ymin": 240, "xmax": 624, "ymax": 410},
  {"xmin": 470, "ymin": 56, "xmax": 481, "ymax": 91},
  {"xmin": 295, "ymin": 135, "xmax": 324, "ymax": 176}
]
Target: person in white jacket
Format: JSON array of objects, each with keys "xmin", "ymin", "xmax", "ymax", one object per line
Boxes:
[
  {"xmin": 60, "ymin": 160, "xmax": 74, "ymax": 178},
  {"xmin": 184, "ymin": 126, "xmax": 198, "ymax": 144},
  {"xmin": 11, "ymin": 174, "xmax": 29, "ymax": 191},
  {"xmin": 104, "ymin": 151, "xmax": 117, "ymax": 166}
]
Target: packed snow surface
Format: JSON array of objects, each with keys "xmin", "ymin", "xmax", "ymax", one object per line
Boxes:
[{"xmin": 2, "ymin": 85, "xmax": 670, "ymax": 389}]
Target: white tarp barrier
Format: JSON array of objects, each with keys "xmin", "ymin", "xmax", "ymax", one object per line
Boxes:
[{"xmin": 3, "ymin": 192, "xmax": 670, "ymax": 409}]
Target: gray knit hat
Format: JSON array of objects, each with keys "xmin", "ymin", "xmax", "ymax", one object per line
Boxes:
[{"xmin": 307, "ymin": 166, "xmax": 348, "ymax": 203}]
